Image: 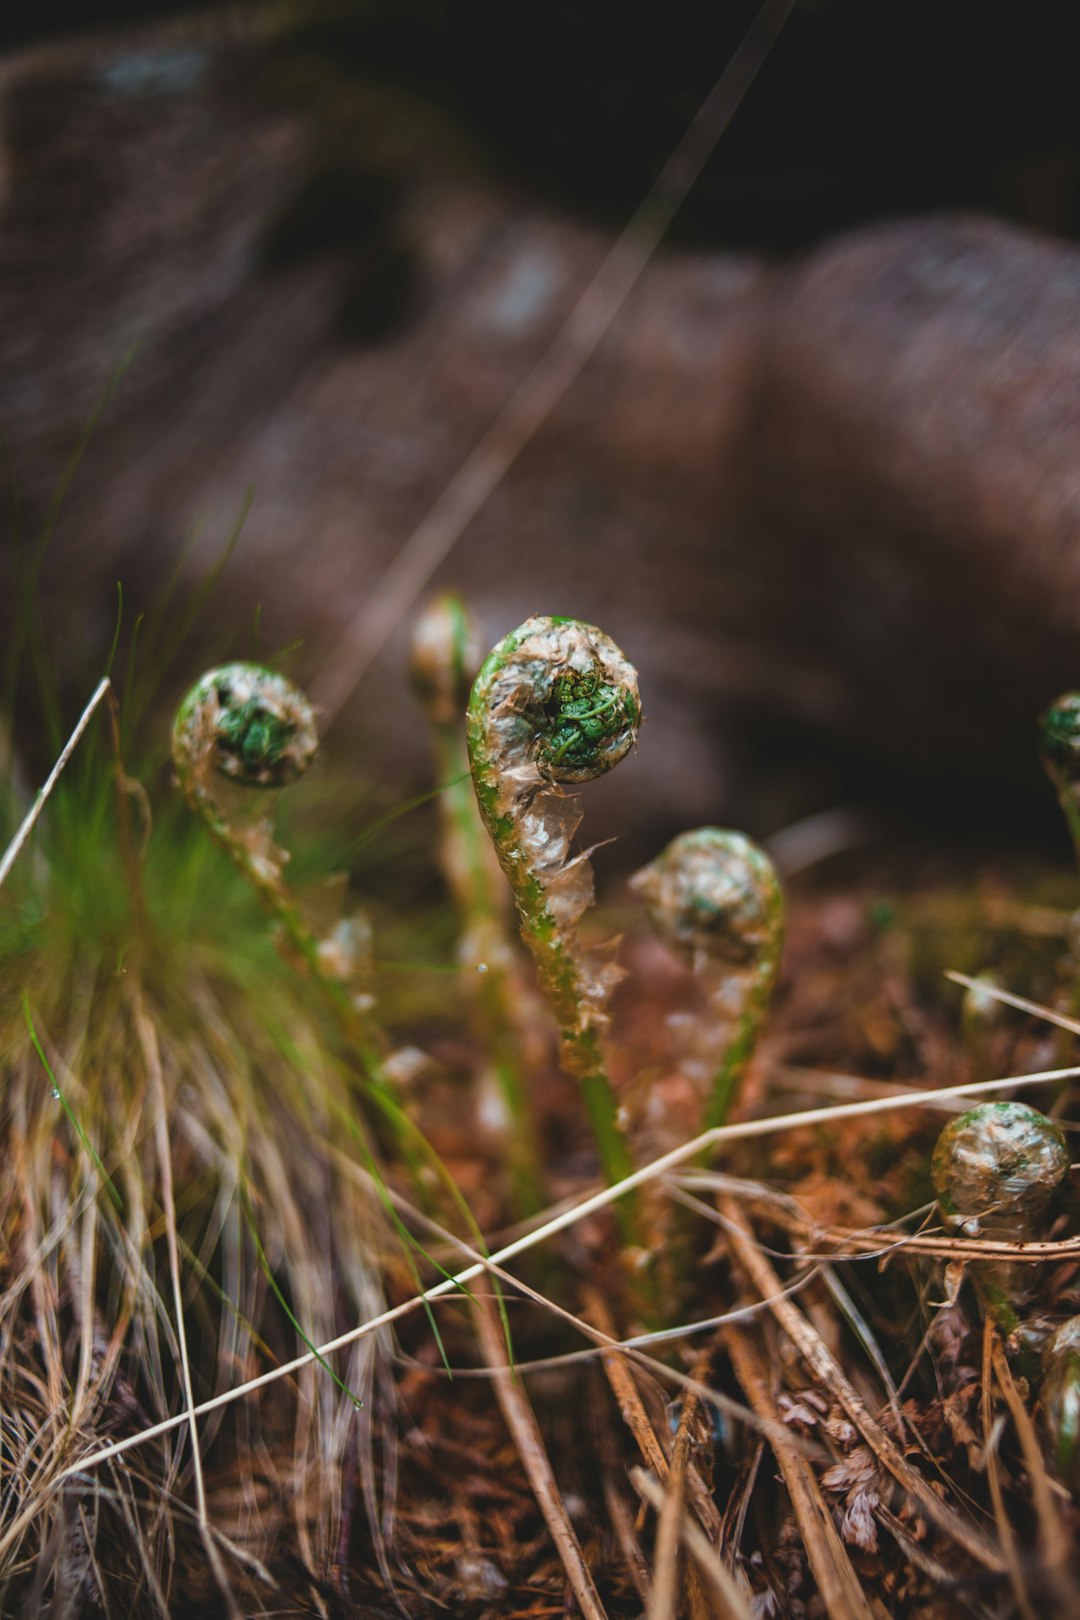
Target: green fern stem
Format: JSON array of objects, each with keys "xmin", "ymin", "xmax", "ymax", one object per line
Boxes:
[
  {"xmin": 171, "ymin": 663, "xmax": 413, "ymax": 1156},
  {"xmin": 466, "ymin": 616, "xmax": 640, "ymax": 1220}
]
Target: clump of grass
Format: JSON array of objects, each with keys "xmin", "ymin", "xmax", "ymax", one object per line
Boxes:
[
  {"xmin": 0, "ymin": 496, "xmax": 470, "ymax": 1611},
  {"xmin": 1, "ymin": 719, "xmax": 402, "ymax": 1611}
]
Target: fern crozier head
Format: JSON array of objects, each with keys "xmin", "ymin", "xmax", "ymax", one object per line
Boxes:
[
  {"xmin": 632, "ymin": 827, "xmax": 782, "ymax": 969},
  {"xmin": 469, "ymin": 615, "xmax": 640, "ymax": 790},
  {"xmin": 931, "ymin": 1101, "xmax": 1069, "ymax": 1238},
  {"xmin": 1042, "ymin": 1317, "xmax": 1080, "ymax": 1490},
  {"xmin": 173, "ymin": 663, "xmax": 319, "ymax": 790},
  {"xmin": 1040, "ymin": 691, "xmax": 1080, "ymax": 781},
  {"xmin": 409, "ymin": 593, "xmax": 481, "ymax": 728}
]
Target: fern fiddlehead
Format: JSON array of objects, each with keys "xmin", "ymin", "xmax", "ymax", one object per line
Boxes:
[
  {"xmin": 466, "ymin": 615, "xmax": 639, "ymax": 1196},
  {"xmin": 632, "ymin": 827, "xmax": 783, "ymax": 1134}
]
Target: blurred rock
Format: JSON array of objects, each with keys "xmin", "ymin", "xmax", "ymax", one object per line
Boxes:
[{"xmin": 2, "ymin": 24, "xmax": 1080, "ymax": 848}]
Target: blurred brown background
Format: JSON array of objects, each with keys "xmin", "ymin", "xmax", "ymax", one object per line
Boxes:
[{"xmin": 4, "ymin": 0, "xmax": 1080, "ymax": 855}]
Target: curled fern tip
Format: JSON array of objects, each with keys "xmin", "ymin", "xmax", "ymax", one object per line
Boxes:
[{"xmin": 173, "ymin": 662, "xmax": 318, "ymax": 790}]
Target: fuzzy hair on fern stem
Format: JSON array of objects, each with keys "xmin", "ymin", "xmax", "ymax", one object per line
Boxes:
[
  {"xmin": 410, "ymin": 593, "xmax": 545, "ymax": 1212},
  {"xmin": 465, "ymin": 615, "xmax": 639, "ymax": 1199},
  {"xmin": 631, "ymin": 828, "xmax": 783, "ymax": 1136}
]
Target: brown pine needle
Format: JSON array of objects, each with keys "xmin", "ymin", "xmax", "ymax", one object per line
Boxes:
[
  {"xmin": 724, "ymin": 1326, "xmax": 877, "ymax": 1620},
  {"xmin": 633, "ymin": 1469, "xmax": 752, "ymax": 1620},
  {"xmin": 990, "ymin": 1331, "xmax": 1077, "ymax": 1608},
  {"xmin": 646, "ymin": 1352, "xmax": 715, "ymax": 1620},
  {"xmin": 946, "ymin": 969, "xmax": 1080, "ymax": 1039},
  {"xmin": 981, "ymin": 1320, "xmax": 1036, "ymax": 1620},
  {"xmin": 719, "ymin": 1197, "xmax": 1007, "ymax": 1575},
  {"xmin": 587, "ymin": 1287, "xmax": 724, "ymax": 1546},
  {"xmin": 598, "ymin": 1437, "xmax": 652, "ymax": 1606},
  {"xmin": 472, "ymin": 1297, "xmax": 608, "ymax": 1620},
  {"xmin": 56, "ymin": 1060, "xmax": 1080, "ymax": 1487}
]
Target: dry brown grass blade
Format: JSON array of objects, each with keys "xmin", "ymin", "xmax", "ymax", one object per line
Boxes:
[
  {"xmin": 724, "ymin": 1326, "xmax": 877, "ymax": 1620},
  {"xmin": 945, "ymin": 970, "xmax": 1080, "ymax": 1038},
  {"xmin": 602, "ymin": 1470, "xmax": 652, "ymax": 1608},
  {"xmin": 0, "ymin": 676, "xmax": 111, "ymax": 890},
  {"xmin": 718, "ymin": 1197, "xmax": 1007, "ymax": 1575},
  {"xmin": 591, "ymin": 1293, "xmax": 670, "ymax": 1479},
  {"xmin": 990, "ymin": 1330, "xmax": 1078, "ymax": 1611},
  {"xmin": 587, "ymin": 1287, "xmax": 724, "ymax": 1547},
  {"xmin": 717, "ymin": 1436, "xmax": 762, "ymax": 1568},
  {"xmin": 633, "ymin": 1469, "xmax": 752, "ymax": 1620},
  {"xmin": 751, "ymin": 1214, "xmax": 1080, "ymax": 1267},
  {"xmin": 646, "ymin": 1416, "xmax": 687, "ymax": 1620},
  {"xmin": 133, "ymin": 991, "xmax": 241, "ymax": 1618},
  {"xmin": 59, "ymin": 1060, "xmax": 1080, "ymax": 1487},
  {"xmin": 677, "ymin": 1177, "xmax": 1080, "ymax": 1266},
  {"xmin": 872, "ymin": 1504, "xmax": 967, "ymax": 1593},
  {"xmin": 591, "ymin": 1376, "xmax": 652, "ymax": 1608},
  {"xmin": 472, "ymin": 1296, "xmax": 608, "ymax": 1620},
  {"xmin": 981, "ymin": 1319, "xmax": 1036, "ymax": 1620},
  {"xmin": 647, "ymin": 1352, "xmax": 715, "ymax": 1620}
]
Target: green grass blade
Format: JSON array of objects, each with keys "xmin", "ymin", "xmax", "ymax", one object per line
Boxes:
[{"xmin": 22, "ymin": 993, "xmax": 123, "ymax": 1213}]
